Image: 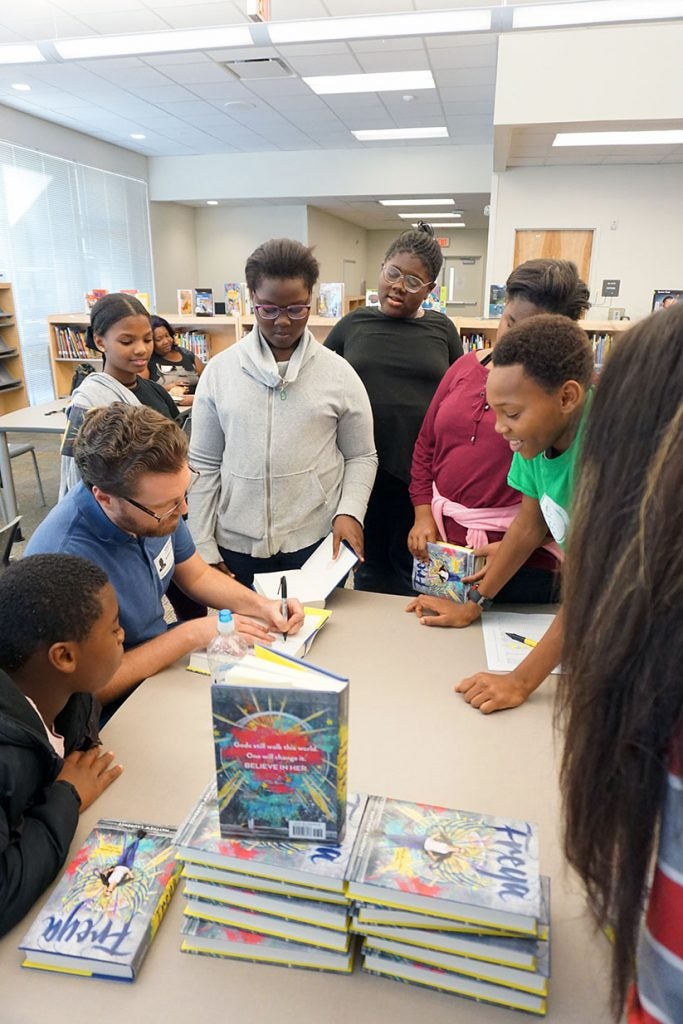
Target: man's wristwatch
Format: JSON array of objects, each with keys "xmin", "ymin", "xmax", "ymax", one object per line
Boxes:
[{"xmin": 467, "ymin": 584, "xmax": 493, "ymax": 612}]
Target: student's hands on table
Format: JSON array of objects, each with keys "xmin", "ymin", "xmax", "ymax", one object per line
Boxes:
[
  {"xmin": 405, "ymin": 593, "xmax": 482, "ymax": 628},
  {"xmin": 455, "ymin": 670, "xmax": 531, "ymax": 715},
  {"xmin": 332, "ymin": 514, "xmax": 364, "ymax": 561},
  {"xmin": 57, "ymin": 748, "xmax": 123, "ymax": 810}
]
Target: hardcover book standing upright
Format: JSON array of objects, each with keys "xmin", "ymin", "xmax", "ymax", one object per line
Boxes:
[
  {"xmin": 212, "ymin": 663, "xmax": 349, "ymax": 843},
  {"xmin": 19, "ymin": 820, "xmax": 180, "ymax": 980}
]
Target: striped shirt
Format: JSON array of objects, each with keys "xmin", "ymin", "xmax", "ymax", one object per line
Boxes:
[{"xmin": 628, "ymin": 739, "xmax": 683, "ymax": 1023}]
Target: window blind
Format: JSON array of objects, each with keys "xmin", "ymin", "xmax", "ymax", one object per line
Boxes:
[{"xmin": 0, "ymin": 141, "xmax": 153, "ymax": 404}]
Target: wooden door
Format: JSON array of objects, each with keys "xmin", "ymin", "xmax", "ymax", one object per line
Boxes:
[{"xmin": 514, "ymin": 229, "xmax": 593, "ymax": 286}]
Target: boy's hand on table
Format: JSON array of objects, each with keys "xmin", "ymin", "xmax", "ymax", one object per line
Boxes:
[
  {"xmin": 454, "ymin": 670, "xmax": 530, "ymax": 714},
  {"xmin": 405, "ymin": 594, "xmax": 482, "ymax": 628},
  {"xmin": 58, "ymin": 748, "xmax": 123, "ymax": 811}
]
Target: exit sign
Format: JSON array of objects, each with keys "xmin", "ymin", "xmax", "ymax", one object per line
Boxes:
[{"xmin": 436, "ymin": 237, "xmax": 450, "ymax": 248}]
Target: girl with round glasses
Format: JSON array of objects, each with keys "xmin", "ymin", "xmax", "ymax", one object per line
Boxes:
[
  {"xmin": 325, "ymin": 223, "xmax": 462, "ymax": 596},
  {"xmin": 187, "ymin": 238, "xmax": 377, "ymax": 588}
]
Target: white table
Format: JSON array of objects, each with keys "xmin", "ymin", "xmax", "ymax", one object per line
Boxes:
[
  {"xmin": 0, "ymin": 591, "xmax": 613, "ymax": 1022},
  {"xmin": 0, "ymin": 398, "xmax": 67, "ymax": 520}
]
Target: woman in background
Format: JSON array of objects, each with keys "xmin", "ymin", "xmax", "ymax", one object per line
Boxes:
[
  {"xmin": 145, "ymin": 315, "xmax": 204, "ymax": 407},
  {"xmin": 188, "ymin": 238, "xmax": 377, "ymax": 588},
  {"xmin": 406, "ymin": 259, "xmax": 590, "ymax": 627},
  {"xmin": 559, "ymin": 303, "xmax": 683, "ymax": 1023},
  {"xmin": 325, "ymin": 223, "xmax": 462, "ymax": 595}
]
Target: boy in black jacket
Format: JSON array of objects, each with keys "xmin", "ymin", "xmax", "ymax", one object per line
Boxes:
[{"xmin": 0, "ymin": 554, "xmax": 124, "ymax": 936}]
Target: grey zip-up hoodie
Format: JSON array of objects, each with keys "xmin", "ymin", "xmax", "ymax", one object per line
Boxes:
[{"xmin": 187, "ymin": 326, "xmax": 377, "ymax": 562}]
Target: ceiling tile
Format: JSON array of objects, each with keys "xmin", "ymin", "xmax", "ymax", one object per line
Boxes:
[
  {"xmin": 285, "ymin": 53, "xmax": 362, "ymax": 76},
  {"xmin": 275, "ymin": 41, "xmax": 350, "ymax": 57},
  {"xmin": 323, "ymin": 0, "xmax": 412, "ymax": 12},
  {"xmin": 72, "ymin": 8, "xmax": 172, "ymax": 33},
  {"xmin": 134, "ymin": 83, "xmax": 198, "ymax": 101},
  {"xmin": 349, "ymin": 37, "xmax": 426, "ymax": 54},
  {"xmin": 433, "ymin": 66, "xmax": 496, "ymax": 88},
  {"xmin": 427, "ymin": 44, "xmax": 498, "ymax": 69},
  {"xmin": 355, "ymin": 50, "xmax": 429, "ymax": 74},
  {"xmin": 152, "ymin": 2, "xmax": 247, "ymax": 29},
  {"xmin": 159, "ymin": 62, "xmax": 233, "ymax": 84},
  {"xmin": 425, "ymin": 32, "xmax": 493, "ymax": 49}
]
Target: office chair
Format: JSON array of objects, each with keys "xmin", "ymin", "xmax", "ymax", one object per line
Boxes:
[
  {"xmin": 0, "ymin": 516, "xmax": 22, "ymax": 567},
  {"xmin": 0, "ymin": 443, "xmax": 46, "ymax": 521}
]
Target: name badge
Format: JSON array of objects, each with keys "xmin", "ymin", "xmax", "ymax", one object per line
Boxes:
[{"xmin": 154, "ymin": 538, "xmax": 175, "ymax": 580}]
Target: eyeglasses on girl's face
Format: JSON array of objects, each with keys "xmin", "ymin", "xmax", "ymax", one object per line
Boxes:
[
  {"xmin": 122, "ymin": 467, "xmax": 200, "ymax": 523},
  {"xmin": 254, "ymin": 303, "xmax": 311, "ymax": 320},
  {"xmin": 381, "ymin": 263, "xmax": 429, "ymax": 294}
]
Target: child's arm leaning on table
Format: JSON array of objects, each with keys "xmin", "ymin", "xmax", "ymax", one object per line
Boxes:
[{"xmin": 455, "ymin": 608, "xmax": 564, "ymax": 714}]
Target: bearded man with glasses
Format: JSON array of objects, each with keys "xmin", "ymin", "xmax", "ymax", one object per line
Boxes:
[{"xmin": 26, "ymin": 404, "xmax": 304, "ymax": 715}]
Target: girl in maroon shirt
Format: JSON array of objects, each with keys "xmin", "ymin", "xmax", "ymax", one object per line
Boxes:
[{"xmin": 407, "ymin": 259, "xmax": 590, "ymax": 626}]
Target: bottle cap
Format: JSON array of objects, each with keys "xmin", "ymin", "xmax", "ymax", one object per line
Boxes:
[{"xmin": 217, "ymin": 609, "xmax": 235, "ymax": 634}]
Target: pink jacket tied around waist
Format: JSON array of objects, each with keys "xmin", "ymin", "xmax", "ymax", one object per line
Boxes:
[{"xmin": 431, "ymin": 484, "xmax": 563, "ymax": 563}]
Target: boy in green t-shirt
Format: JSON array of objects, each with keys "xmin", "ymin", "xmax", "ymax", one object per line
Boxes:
[{"xmin": 454, "ymin": 314, "xmax": 594, "ymax": 714}]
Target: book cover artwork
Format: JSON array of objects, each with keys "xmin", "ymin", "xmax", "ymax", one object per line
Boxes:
[
  {"xmin": 349, "ymin": 797, "xmax": 540, "ymax": 921},
  {"xmin": 177, "ymin": 781, "xmax": 365, "ymax": 892},
  {"xmin": 20, "ymin": 820, "xmax": 180, "ymax": 980},
  {"xmin": 412, "ymin": 543, "xmax": 482, "ymax": 602},
  {"xmin": 212, "ymin": 681, "xmax": 348, "ymax": 842},
  {"xmin": 224, "ymin": 282, "xmax": 243, "ymax": 316},
  {"xmin": 194, "ymin": 287, "xmax": 214, "ymax": 316},
  {"xmin": 318, "ymin": 283, "xmax": 344, "ymax": 319},
  {"xmin": 177, "ymin": 289, "xmax": 193, "ymax": 315}
]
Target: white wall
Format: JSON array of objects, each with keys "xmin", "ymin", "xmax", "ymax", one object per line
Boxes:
[
  {"xmin": 149, "ymin": 145, "xmax": 492, "ymax": 202},
  {"xmin": 194, "ymin": 204, "xmax": 308, "ymax": 300},
  {"xmin": 150, "ymin": 202, "xmax": 198, "ymax": 313},
  {"xmin": 486, "ymin": 164, "xmax": 683, "ymax": 322},
  {"xmin": 306, "ymin": 207, "xmax": 367, "ymax": 297},
  {"xmin": 0, "ymin": 104, "xmax": 147, "ymax": 179}
]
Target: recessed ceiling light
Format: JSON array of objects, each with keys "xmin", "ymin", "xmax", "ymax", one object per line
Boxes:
[
  {"xmin": 402, "ymin": 94, "xmax": 416, "ymax": 102},
  {"xmin": 55, "ymin": 25, "xmax": 253, "ymax": 60},
  {"xmin": 267, "ymin": 10, "xmax": 491, "ymax": 44},
  {"xmin": 0, "ymin": 45, "xmax": 45, "ymax": 65},
  {"xmin": 412, "ymin": 223, "xmax": 466, "ymax": 228},
  {"xmin": 130, "ymin": 133, "xmax": 146, "ymax": 140},
  {"xmin": 381, "ymin": 199, "xmax": 456, "ymax": 207},
  {"xmin": 206, "ymin": 200, "xmax": 219, "ymax": 205},
  {"xmin": 304, "ymin": 70, "xmax": 434, "ymax": 95},
  {"xmin": 11, "ymin": 82, "xmax": 31, "ymax": 91},
  {"xmin": 553, "ymin": 129, "xmax": 683, "ymax": 146},
  {"xmin": 513, "ymin": 0, "xmax": 683, "ymax": 29},
  {"xmin": 223, "ymin": 100, "xmax": 256, "ymax": 110},
  {"xmin": 353, "ymin": 127, "xmax": 448, "ymax": 141},
  {"xmin": 398, "ymin": 212, "xmax": 461, "ymax": 219}
]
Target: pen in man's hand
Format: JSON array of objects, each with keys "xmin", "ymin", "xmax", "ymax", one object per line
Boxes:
[{"xmin": 279, "ymin": 576, "xmax": 288, "ymax": 642}]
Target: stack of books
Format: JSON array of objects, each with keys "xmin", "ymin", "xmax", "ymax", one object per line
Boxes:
[
  {"xmin": 347, "ymin": 796, "xmax": 550, "ymax": 1016},
  {"xmin": 175, "ymin": 782, "xmax": 367, "ymax": 973}
]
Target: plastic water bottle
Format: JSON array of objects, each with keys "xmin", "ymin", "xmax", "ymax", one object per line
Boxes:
[{"xmin": 206, "ymin": 609, "xmax": 248, "ymax": 685}]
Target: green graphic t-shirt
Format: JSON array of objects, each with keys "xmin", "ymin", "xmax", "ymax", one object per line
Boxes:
[{"xmin": 507, "ymin": 390, "xmax": 593, "ymax": 550}]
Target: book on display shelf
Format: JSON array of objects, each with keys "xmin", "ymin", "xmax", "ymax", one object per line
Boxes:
[
  {"xmin": 211, "ymin": 658, "xmax": 349, "ymax": 842},
  {"xmin": 411, "ymin": 542, "xmax": 483, "ymax": 603},
  {"xmin": 177, "ymin": 289, "xmax": 193, "ymax": 315},
  {"xmin": 19, "ymin": 820, "xmax": 180, "ymax": 981},
  {"xmin": 180, "ymin": 915, "xmax": 355, "ymax": 972},
  {"xmin": 317, "ymin": 283, "xmax": 344, "ymax": 319},
  {"xmin": 224, "ymin": 282, "xmax": 243, "ymax": 316},
  {"xmin": 194, "ymin": 287, "xmax": 214, "ymax": 316}
]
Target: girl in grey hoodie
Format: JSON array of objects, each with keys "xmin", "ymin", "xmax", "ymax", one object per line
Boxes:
[{"xmin": 187, "ymin": 238, "xmax": 377, "ymax": 588}]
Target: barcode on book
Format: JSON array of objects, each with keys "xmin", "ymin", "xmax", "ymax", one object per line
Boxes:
[{"xmin": 288, "ymin": 821, "xmax": 327, "ymax": 840}]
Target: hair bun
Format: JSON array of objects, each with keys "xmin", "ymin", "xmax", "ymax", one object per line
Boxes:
[{"xmin": 416, "ymin": 221, "xmax": 435, "ymax": 237}]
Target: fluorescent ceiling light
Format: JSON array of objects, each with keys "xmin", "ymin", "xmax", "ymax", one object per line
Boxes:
[
  {"xmin": 380, "ymin": 199, "xmax": 455, "ymax": 207},
  {"xmin": 513, "ymin": 0, "xmax": 683, "ymax": 29},
  {"xmin": 55, "ymin": 25, "xmax": 253, "ymax": 60},
  {"xmin": 304, "ymin": 70, "xmax": 434, "ymax": 96},
  {"xmin": 0, "ymin": 45, "xmax": 45, "ymax": 65},
  {"xmin": 268, "ymin": 10, "xmax": 491, "ymax": 44},
  {"xmin": 130, "ymin": 133, "xmax": 146, "ymax": 140},
  {"xmin": 206, "ymin": 200, "xmax": 219, "ymax": 205},
  {"xmin": 413, "ymin": 223, "xmax": 466, "ymax": 228},
  {"xmin": 11, "ymin": 83, "xmax": 32, "ymax": 91},
  {"xmin": 553, "ymin": 129, "xmax": 683, "ymax": 146},
  {"xmin": 353, "ymin": 127, "xmax": 448, "ymax": 141},
  {"xmin": 398, "ymin": 212, "xmax": 461, "ymax": 219}
]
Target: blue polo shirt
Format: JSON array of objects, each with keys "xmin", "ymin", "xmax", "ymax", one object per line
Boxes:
[{"xmin": 25, "ymin": 483, "xmax": 195, "ymax": 649}]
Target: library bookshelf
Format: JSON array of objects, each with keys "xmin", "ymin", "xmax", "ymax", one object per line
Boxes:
[
  {"xmin": 239, "ymin": 314, "xmax": 338, "ymax": 344},
  {"xmin": 47, "ymin": 313, "xmax": 242, "ymax": 397},
  {"xmin": 0, "ymin": 283, "xmax": 28, "ymax": 414},
  {"xmin": 454, "ymin": 317, "xmax": 632, "ymax": 368}
]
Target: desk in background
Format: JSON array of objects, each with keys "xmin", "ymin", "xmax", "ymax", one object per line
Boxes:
[
  {"xmin": 0, "ymin": 590, "xmax": 612, "ymax": 1022},
  {"xmin": 0, "ymin": 398, "xmax": 67, "ymax": 521}
]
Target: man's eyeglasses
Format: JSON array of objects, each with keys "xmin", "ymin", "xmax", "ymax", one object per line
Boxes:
[
  {"xmin": 254, "ymin": 303, "xmax": 311, "ymax": 320},
  {"xmin": 381, "ymin": 263, "xmax": 429, "ymax": 294},
  {"xmin": 123, "ymin": 468, "xmax": 200, "ymax": 523}
]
